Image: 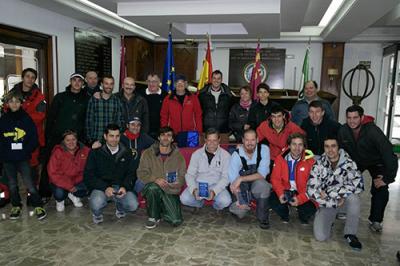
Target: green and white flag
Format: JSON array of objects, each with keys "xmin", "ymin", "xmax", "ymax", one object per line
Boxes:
[{"xmin": 298, "ymin": 47, "xmax": 310, "ymax": 98}]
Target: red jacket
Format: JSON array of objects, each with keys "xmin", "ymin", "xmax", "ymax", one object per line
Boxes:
[
  {"xmin": 47, "ymin": 144, "xmax": 90, "ymax": 191},
  {"xmin": 257, "ymin": 119, "xmax": 304, "ymax": 160},
  {"xmin": 160, "ymin": 93, "xmax": 203, "ymax": 134},
  {"xmin": 270, "ymin": 149, "xmax": 315, "ymax": 206}
]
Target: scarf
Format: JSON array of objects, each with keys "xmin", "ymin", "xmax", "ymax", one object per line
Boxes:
[{"xmin": 240, "ymin": 99, "xmax": 252, "ymax": 110}]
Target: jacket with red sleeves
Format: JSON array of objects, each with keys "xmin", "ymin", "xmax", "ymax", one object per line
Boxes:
[
  {"xmin": 271, "ymin": 148, "xmax": 315, "ymax": 206},
  {"xmin": 160, "ymin": 91, "xmax": 203, "ymax": 134},
  {"xmin": 47, "ymin": 143, "xmax": 90, "ymax": 191},
  {"xmin": 256, "ymin": 118, "xmax": 305, "ymax": 161}
]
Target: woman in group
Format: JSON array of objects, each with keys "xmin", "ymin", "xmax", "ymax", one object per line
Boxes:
[
  {"xmin": 228, "ymin": 85, "xmax": 255, "ymax": 142},
  {"xmin": 160, "ymin": 74, "xmax": 203, "ymax": 135},
  {"xmin": 47, "ymin": 130, "xmax": 90, "ymax": 212}
]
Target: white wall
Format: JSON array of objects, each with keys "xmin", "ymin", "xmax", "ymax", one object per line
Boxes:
[
  {"xmin": 339, "ymin": 43, "xmax": 384, "ymax": 124},
  {"xmin": 0, "ymin": 0, "xmax": 121, "ymax": 93},
  {"xmin": 196, "ymin": 42, "xmax": 323, "ymax": 91}
]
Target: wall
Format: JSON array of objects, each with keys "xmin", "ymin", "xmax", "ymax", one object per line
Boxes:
[
  {"xmin": 0, "ymin": 0, "xmax": 121, "ymax": 93},
  {"xmin": 196, "ymin": 42, "xmax": 323, "ymax": 91},
  {"xmin": 339, "ymin": 43, "xmax": 384, "ymax": 124}
]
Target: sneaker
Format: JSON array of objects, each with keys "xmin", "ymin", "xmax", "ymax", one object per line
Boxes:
[
  {"xmin": 368, "ymin": 221, "xmax": 383, "ymax": 232},
  {"xmin": 344, "ymin": 234, "xmax": 362, "ymax": 251},
  {"xmin": 68, "ymin": 193, "xmax": 83, "ymax": 208},
  {"xmin": 34, "ymin": 207, "xmax": 47, "ymax": 220},
  {"xmin": 10, "ymin": 206, "xmax": 21, "ymax": 220},
  {"xmin": 336, "ymin": 213, "xmax": 347, "ymax": 220},
  {"xmin": 56, "ymin": 201, "xmax": 65, "ymax": 212},
  {"xmin": 145, "ymin": 218, "xmax": 160, "ymax": 229},
  {"xmin": 281, "ymin": 217, "xmax": 289, "ymax": 224},
  {"xmin": 259, "ymin": 220, "xmax": 270, "ymax": 229},
  {"xmin": 396, "ymin": 251, "xmax": 400, "ymax": 261},
  {"xmin": 115, "ymin": 209, "xmax": 126, "ymax": 219},
  {"xmin": 93, "ymin": 214, "xmax": 104, "ymax": 224}
]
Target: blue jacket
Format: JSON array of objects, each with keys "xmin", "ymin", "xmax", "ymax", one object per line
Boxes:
[
  {"xmin": 291, "ymin": 97, "xmax": 335, "ymax": 125},
  {"xmin": 0, "ymin": 109, "xmax": 38, "ymax": 162}
]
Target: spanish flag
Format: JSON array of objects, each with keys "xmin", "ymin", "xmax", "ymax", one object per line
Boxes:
[{"xmin": 198, "ymin": 35, "xmax": 213, "ymax": 91}]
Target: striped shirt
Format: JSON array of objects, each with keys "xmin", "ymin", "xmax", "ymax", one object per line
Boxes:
[{"xmin": 86, "ymin": 94, "xmax": 123, "ymax": 143}]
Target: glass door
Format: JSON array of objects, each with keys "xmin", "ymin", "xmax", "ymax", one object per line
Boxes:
[{"xmin": 377, "ymin": 53, "xmax": 394, "ymax": 135}]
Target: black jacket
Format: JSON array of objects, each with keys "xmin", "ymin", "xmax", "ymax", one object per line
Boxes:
[
  {"xmin": 301, "ymin": 116, "xmax": 341, "ymax": 155},
  {"xmin": 338, "ymin": 122, "xmax": 398, "ymax": 184},
  {"xmin": 229, "ymin": 102, "xmax": 256, "ymax": 141},
  {"xmin": 198, "ymin": 83, "xmax": 232, "ymax": 132},
  {"xmin": 45, "ymin": 86, "xmax": 89, "ymax": 145},
  {"xmin": 116, "ymin": 92, "xmax": 150, "ymax": 133},
  {"xmin": 83, "ymin": 144, "xmax": 137, "ymax": 192},
  {"xmin": 0, "ymin": 109, "xmax": 38, "ymax": 162},
  {"xmin": 247, "ymin": 100, "xmax": 280, "ymax": 130}
]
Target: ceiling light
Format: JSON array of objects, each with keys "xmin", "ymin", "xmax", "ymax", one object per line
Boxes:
[{"xmin": 319, "ymin": 0, "xmax": 345, "ymax": 27}]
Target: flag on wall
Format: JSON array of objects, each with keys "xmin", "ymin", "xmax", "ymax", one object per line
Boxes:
[
  {"xmin": 198, "ymin": 35, "xmax": 213, "ymax": 90},
  {"xmin": 250, "ymin": 41, "xmax": 262, "ymax": 100},
  {"xmin": 119, "ymin": 35, "xmax": 126, "ymax": 90},
  {"xmin": 298, "ymin": 46, "xmax": 310, "ymax": 98},
  {"xmin": 161, "ymin": 32, "xmax": 175, "ymax": 92}
]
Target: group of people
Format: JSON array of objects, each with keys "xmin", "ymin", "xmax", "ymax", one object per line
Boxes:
[{"xmin": 0, "ymin": 68, "xmax": 398, "ymax": 252}]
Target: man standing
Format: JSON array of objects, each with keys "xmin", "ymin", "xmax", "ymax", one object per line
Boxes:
[
  {"xmin": 228, "ymin": 129, "xmax": 271, "ymax": 229},
  {"xmin": 137, "ymin": 127, "xmax": 186, "ymax": 229},
  {"xmin": 84, "ymin": 71, "xmax": 101, "ymax": 97},
  {"xmin": 257, "ymin": 105, "xmax": 304, "ymax": 162},
  {"xmin": 86, "ymin": 75, "xmax": 123, "ymax": 148},
  {"xmin": 291, "ymin": 80, "xmax": 335, "ymax": 125},
  {"xmin": 137, "ymin": 73, "xmax": 168, "ymax": 139},
  {"xmin": 338, "ymin": 105, "xmax": 398, "ymax": 232},
  {"xmin": 120, "ymin": 117, "xmax": 154, "ymax": 193},
  {"xmin": 301, "ymin": 100, "xmax": 341, "ymax": 156},
  {"xmin": 199, "ymin": 70, "xmax": 232, "ymax": 132},
  {"xmin": 246, "ymin": 83, "xmax": 280, "ymax": 130},
  {"xmin": 116, "ymin": 77, "xmax": 149, "ymax": 133},
  {"xmin": 270, "ymin": 133, "xmax": 316, "ymax": 224},
  {"xmin": 307, "ymin": 137, "xmax": 364, "ymax": 250},
  {"xmin": 84, "ymin": 124, "xmax": 139, "ymax": 224},
  {"xmin": 180, "ymin": 128, "xmax": 231, "ymax": 211}
]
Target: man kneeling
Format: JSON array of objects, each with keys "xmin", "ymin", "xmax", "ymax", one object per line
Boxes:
[
  {"xmin": 228, "ymin": 129, "xmax": 272, "ymax": 229},
  {"xmin": 270, "ymin": 133, "xmax": 317, "ymax": 225},
  {"xmin": 307, "ymin": 137, "xmax": 364, "ymax": 250},
  {"xmin": 137, "ymin": 127, "xmax": 186, "ymax": 229},
  {"xmin": 84, "ymin": 124, "xmax": 139, "ymax": 224},
  {"xmin": 180, "ymin": 128, "xmax": 232, "ymax": 211}
]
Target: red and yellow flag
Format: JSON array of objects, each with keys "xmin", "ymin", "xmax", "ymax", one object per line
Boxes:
[
  {"xmin": 250, "ymin": 41, "xmax": 262, "ymax": 100},
  {"xmin": 198, "ymin": 35, "xmax": 213, "ymax": 90}
]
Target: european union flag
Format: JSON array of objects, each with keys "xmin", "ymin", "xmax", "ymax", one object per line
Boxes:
[{"xmin": 162, "ymin": 32, "xmax": 175, "ymax": 92}]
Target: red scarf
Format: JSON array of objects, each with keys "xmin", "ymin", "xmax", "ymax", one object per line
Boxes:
[
  {"xmin": 240, "ymin": 99, "xmax": 252, "ymax": 110},
  {"xmin": 124, "ymin": 129, "xmax": 139, "ymax": 140}
]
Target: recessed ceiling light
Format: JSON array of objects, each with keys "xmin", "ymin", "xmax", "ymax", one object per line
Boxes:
[{"xmin": 319, "ymin": 0, "xmax": 345, "ymax": 27}]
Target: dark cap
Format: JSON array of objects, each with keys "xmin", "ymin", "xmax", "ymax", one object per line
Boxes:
[
  {"xmin": 175, "ymin": 74, "xmax": 187, "ymax": 82},
  {"xmin": 128, "ymin": 117, "xmax": 141, "ymax": 124},
  {"xmin": 70, "ymin": 73, "xmax": 84, "ymax": 80}
]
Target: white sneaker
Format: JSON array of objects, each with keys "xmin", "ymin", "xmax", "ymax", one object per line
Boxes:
[
  {"xmin": 68, "ymin": 193, "xmax": 83, "ymax": 207},
  {"xmin": 56, "ymin": 200, "xmax": 65, "ymax": 212}
]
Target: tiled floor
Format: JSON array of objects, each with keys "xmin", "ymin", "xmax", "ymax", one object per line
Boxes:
[{"xmin": 0, "ymin": 169, "xmax": 399, "ymax": 266}]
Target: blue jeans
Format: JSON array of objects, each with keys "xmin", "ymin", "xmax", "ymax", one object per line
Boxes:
[
  {"xmin": 3, "ymin": 161, "xmax": 42, "ymax": 207},
  {"xmin": 89, "ymin": 188, "xmax": 139, "ymax": 216},
  {"xmin": 180, "ymin": 187, "xmax": 232, "ymax": 210},
  {"xmin": 51, "ymin": 182, "xmax": 87, "ymax": 202},
  {"xmin": 134, "ymin": 179, "xmax": 145, "ymax": 193}
]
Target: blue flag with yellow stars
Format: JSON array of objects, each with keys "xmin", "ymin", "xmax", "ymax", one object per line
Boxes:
[{"xmin": 162, "ymin": 32, "xmax": 175, "ymax": 92}]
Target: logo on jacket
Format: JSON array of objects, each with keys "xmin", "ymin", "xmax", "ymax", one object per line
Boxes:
[
  {"xmin": 300, "ymin": 167, "xmax": 305, "ymax": 171},
  {"xmin": 4, "ymin": 127, "xmax": 26, "ymax": 141}
]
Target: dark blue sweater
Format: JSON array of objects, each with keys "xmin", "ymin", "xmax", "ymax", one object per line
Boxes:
[{"xmin": 0, "ymin": 109, "xmax": 38, "ymax": 162}]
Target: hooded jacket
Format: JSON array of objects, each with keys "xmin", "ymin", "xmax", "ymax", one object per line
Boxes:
[
  {"xmin": 160, "ymin": 91, "xmax": 203, "ymax": 134},
  {"xmin": 116, "ymin": 91, "xmax": 150, "ymax": 133},
  {"xmin": 307, "ymin": 149, "xmax": 364, "ymax": 208},
  {"xmin": 137, "ymin": 142, "xmax": 186, "ymax": 195},
  {"xmin": 257, "ymin": 114, "xmax": 305, "ymax": 160},
  {"xmin": 337, "ymin": 117, "xmax": 398, "ymax": 184},
  {"xmin": 271, "ymin": 148, "xmax": 315, "ymax": 206},
  {"xmin": 47, "ymin": 143, "xmax": 90, "ymax": 191},
  {"xmin": 198, "ymin": 83, "xmax": 232, "ymax": 132}
]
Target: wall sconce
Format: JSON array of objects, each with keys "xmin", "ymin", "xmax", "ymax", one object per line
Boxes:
[{"xmin": 328, "ymin": 68, "xmax": 339, "ymax": 81}]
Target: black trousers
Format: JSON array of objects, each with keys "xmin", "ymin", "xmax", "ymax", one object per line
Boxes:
[
  {"xmin": 367, "ymin": 164, "xmax": 390, "ymax": 223},
  {"xmin": 269, "ymin": 191, "xmax": 316, "ymax": 222}
]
